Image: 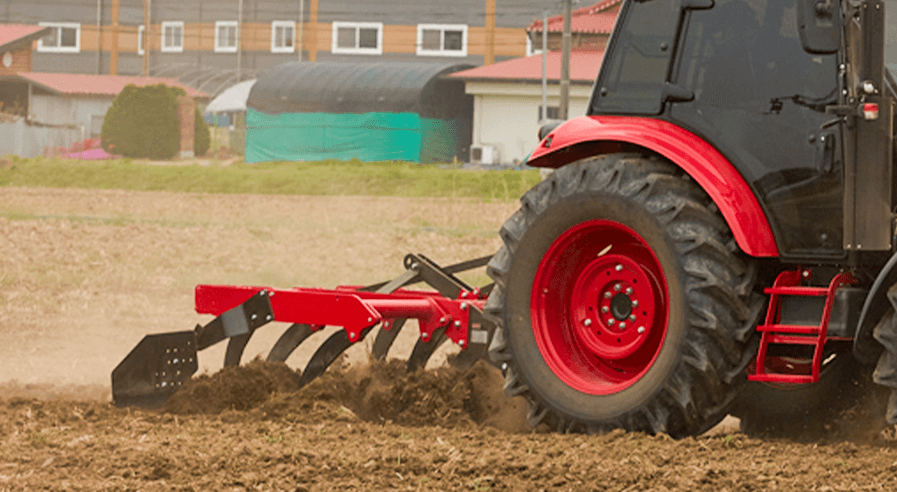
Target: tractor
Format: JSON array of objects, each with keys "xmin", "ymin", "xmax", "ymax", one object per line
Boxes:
[{"xmin": 114, "ymin": 0, "xmax": 897, "ymax": 438}]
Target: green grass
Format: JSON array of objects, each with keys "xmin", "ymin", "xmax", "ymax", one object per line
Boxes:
[{"xmin": 0, "ymin": 157, "xmax": 542, "ymax": 201}]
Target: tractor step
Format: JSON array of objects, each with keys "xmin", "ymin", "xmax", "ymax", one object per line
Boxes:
[{"xmin": 749, "ymin": 269, "xmax": 857, "ymax": 383}]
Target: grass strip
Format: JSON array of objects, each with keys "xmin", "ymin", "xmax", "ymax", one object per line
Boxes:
[{"xmin": 0, "ymin": 157, "xmax": 542, "ymax": 201}]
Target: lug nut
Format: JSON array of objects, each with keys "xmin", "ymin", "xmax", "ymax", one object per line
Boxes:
[
  {"xmin": 625, "ymin": 287, "xmax": 633, "ymax": 295},
  {"xmin": 604, "ymin": 292, "xmax": 612, "ymax": 299},
  {"xmin": 619, "ymin": 322, "xmax": 626, "ymax": 329},
  {"xmin": 460, "ymin": 302, "xmax": 468, "ymax": 310},
  {"xmin": 615, "ymin": 264, "xmax": 623, "ymax": 272},
  {"xmin": 614, "ymin": 283, "xmax": 622, "ymax": 292},
  {"xmin": 608, "ymin": 319, "xmax": 615, "ymax": 326},
  {"xmin": 601, "ymin": 306, "xmax": 609, "ymax": 314},
  {"xmin": 454, "ymin": 320, "xmax": 462, "ymax": 327},
  {"xmin": 584, "ymin": 319, "xmax": 592, "ymax": 326},
  {"xmin": 637, "ymin": 326, "xmax": 646, "ymax": 334},
  {"xmin": 629, "ymin": 314, "xmax": 636, "ymax": 321},
  {"xmin": 458, "ymin": 340, "xmax": 466, "ymax": 347},
  {"xmin": 632, "ymin": 300, "xmax": 639, "ymax": 308}
]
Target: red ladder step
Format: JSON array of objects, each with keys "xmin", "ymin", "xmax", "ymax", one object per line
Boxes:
[{"xmin": 748, "ymin": 269, "xmax": 856, "ymax": 384}]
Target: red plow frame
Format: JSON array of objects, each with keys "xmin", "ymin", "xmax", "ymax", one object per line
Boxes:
[{"xmin": 112, "ymin": 254, "xmax": 496, "ymax": 407}]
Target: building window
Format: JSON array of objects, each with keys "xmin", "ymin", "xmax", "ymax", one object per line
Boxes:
[
  {"xmin": 332, "ymin": 22, "xmax": 382, "ymax": 55},
  {"xmin": 138, "ymin": 25, "xmax": 145, "ymax": 55},
  {"xmin": 271, "ymin": 21, "xmax": 295, "ymax": 53},
  {"xmin": 215, "ymin": 21, "xmax": 238, "ymax": 53},
  {"xmin": 417, "ymin": 24, "xmax": 467, "ymax": 57},
  {"xmin": 37, "ymin": 22, "xmax": 80, "ymax": 53},
  {"xmin": 526, "ymin": 35, "xmax": 546, "ymax": 57},
  {"xmin": 161, "ymin": 21, "xmax": 184, "ymax": 53},
  {"xmin": 538, "ymin": 106, "xmax": 560, "ymax": 121}
]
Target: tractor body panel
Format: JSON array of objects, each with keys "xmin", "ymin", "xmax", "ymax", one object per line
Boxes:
[
  {"xmin": 536, "ymin": 0, "xmax": 894, "ymax": 261},
  {"xmin": 529, "ymin": 115, "xmax": 778, "ymax": 257}
]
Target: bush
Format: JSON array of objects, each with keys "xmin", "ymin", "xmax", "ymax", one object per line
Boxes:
[
  {"xmin": 102, "ymin": 84, "xmax": 180, "ymax": 160},
  {"xmin": 102, "ymin": 84, "xmax": 209, "ymax": 160},
  {"xmin": 194, "ymin": 107, "xmax": 211, "ymax": 156}
]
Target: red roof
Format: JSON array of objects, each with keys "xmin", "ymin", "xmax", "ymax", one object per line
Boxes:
[
  {"xmin": 450, "ymin": 51, "xmax": 604, "ymax": 83},
  {"xmin": 528, "ymin": 0, "xmax": 621, "ymax": 34},
  {"xmin": 5, "ymin": 72, "xmax": 208, "ymax": 99},
  {"xmin": 0, "ymin": 24, "xmax": 51, "ymax": 51}
]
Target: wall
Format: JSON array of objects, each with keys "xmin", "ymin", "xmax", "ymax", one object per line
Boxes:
[
  {"xmin": 11, "ymin": 0, "xmax": 549, "ymax": 76},
  {"xmin": 2, "ymin": 44, "xmax": 33, "ymax": 72},
  {"xmin": 465, "ymin": 81, "xmax": 592, "ymax": 164},
  {"xmin": 30, "ymin": 94, "xmax": 113, "ymax": 137},
  {"xmin": 0, "ymin": 116, "xmax": 81, "ymax": 157}
]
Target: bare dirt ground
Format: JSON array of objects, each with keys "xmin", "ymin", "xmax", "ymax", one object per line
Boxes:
[{"xmin": 3, "ymin": 186, "xmax": 897, "ymax": 491}]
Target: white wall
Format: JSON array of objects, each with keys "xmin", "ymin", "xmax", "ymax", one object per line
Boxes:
[
  {"xmin": 465, "ymin": 81, "xmax": 593, "ymax": 164},
  {"xmin": 30, "ymin": 94, "xmax": 113, "ymax": 138}
]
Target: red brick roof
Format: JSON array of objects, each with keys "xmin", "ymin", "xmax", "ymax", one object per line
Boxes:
[
  {"xmin": 0, "ymin": 24, "xmax": 51, "ymax": 52},
  {"xmin": 528, "ymin": 0, "xmax": 621, "ymax": 34},
  {"xmin": 4, "ymin": 72, "xmax": 208, "ymax": 99},
  {"xmin": 450, "ymin": 50, "xmax": 604, "ymax": 83}
]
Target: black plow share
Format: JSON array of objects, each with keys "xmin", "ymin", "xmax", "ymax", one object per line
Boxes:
[{"xmin": 112, "ymin": 254, "xmax": 497, "ymax": 407}]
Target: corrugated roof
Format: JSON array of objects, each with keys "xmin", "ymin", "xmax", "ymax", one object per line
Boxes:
[
  {"xmin": 450, "ymin": 51, "xmax": 604, "ymax": 83},
  {"xmin": 527, "ymin": 0, "xmax": 621, "ymax": 34},
  {"xmin": 0, "ymin": 24, "xmax": 50, "ymax": 52},
  {"xmin": 4, "ymin": 72, "xmax": 208, "ymax": 99},
  {"xmin": 248, "ymin": 61, "xmax": 472, "ymax": 117}
]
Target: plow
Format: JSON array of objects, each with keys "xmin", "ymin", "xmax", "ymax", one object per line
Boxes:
[
  {"xmin": 113, "ymin": 254, "xmax": 498, "ymax": 407},
  {"xmin": 116, "ymin": 0, "xmax": 897, "ymax": 438}
]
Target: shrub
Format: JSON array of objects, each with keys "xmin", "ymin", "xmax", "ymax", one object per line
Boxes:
[
  {"xmin": 102, "ymin": 84, "xmax": 209, "ymax": 160},
  {"xmin": 194, "ymin": 107, "xmax": 211, "ymax": 156},
  {"xmin": 102, "ymin": 84, "xmax": 180, "ymax": 160}
]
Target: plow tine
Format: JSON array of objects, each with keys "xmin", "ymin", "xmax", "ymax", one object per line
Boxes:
[
  {"xmin": 408, "ymin": 327, "xmax": 448, "ymax": 372},
  {"xmin": 371, "ymin": 318, "xmax": 408, "ymax": 360},
  {"xmin": 298, "ymin": 327, "xmax": 373, "ymax": 387},
  {"xmin": 224, "ymin": 333, "xmax": 252, "ymax": 366},
  {"xmin": 266, "ymin": 323, "xmax": 317, "ymax": 363}
]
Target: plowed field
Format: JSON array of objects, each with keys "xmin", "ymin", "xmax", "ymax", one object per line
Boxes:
[{"xmin": 3, "ymin": 186, "xmax": 897, "ymax": 491}]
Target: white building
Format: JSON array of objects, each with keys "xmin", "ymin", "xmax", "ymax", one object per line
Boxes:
[{"xmin": 450, "ymin": 50, "xmax": 602, "ymax": 165}]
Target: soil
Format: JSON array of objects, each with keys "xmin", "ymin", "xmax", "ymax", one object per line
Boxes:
[{"xmin": 4, "ymin": 186, "xmax": 897, "ymax": 491}]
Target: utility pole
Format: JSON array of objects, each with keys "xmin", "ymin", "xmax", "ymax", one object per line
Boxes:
[
  {"xmin": 559, "ymin": 0, "xmax": 572, "ymax": 120},
  {"xmin": 484, "ymin": 0, "xmax": 496, "ymax": 65},
  {"xmin": 110, "ymin": 0, "xmax": 119, "ymax": 75},
  {"xmin": 541, "ymin": 9, "xmax": 547, "ymax": 122},
  {"xmin": 237, "ymin": 0, "xmax": 243, "ymax": 80},
  {"xmin": 308, "ymin": 0, "xmax": 318, "ymax": 61},
  {"xmin": 298, "ymin": 0, "xmax": 304, "ymax": 61},
  {"xmin": 143, "ymin": 0, "xmax": 151, "ymax": 76},
  {"xmin": 96, "ymin": 0, "xmax": 102, "ymax": 74}
]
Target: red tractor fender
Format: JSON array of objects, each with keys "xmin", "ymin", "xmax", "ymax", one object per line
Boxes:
[{"xmin": 528, "ymin": 116, "xmax": 778, "ymax": 258}]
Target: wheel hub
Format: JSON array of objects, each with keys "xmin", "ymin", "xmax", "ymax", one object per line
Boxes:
[
  {"xmin": 531, "ymin": 219, "xmax": 668, "ymax": 395},
  {"xmin": 570, "ymin": 255, "xmax": 657, "ymax": 361}
]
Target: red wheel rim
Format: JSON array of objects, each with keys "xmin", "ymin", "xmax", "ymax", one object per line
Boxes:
[{"xmin": 531, "ymin": 220, "xmax": 668, "ymax": 395}]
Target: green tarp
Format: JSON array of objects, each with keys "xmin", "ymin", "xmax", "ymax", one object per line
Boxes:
[{"xmin": 246, "ymin": 109, "xmax": 462, "ymax": 164}]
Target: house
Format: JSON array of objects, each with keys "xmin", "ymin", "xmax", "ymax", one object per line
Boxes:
[
  {"xmin": 5, "ymin": 0, "xmax": 559, "ymax": 95},
  {"xmin": 450, "ymin": 51, "xmax": 603, "ymax": 165},
  {"xmin": 0, "ymin": 24, "xmax": 208, "ymax": 157},
  {"xmin": 450, "ymin": 1, "xmax": 620, "ymax": 164},
  {"xmin": 524, "ymin": 0, "xmax": 620, "ymax": 54},
  {"xmin": 0, "ymin": 24, "xmax": 51, "ymax": 73}
]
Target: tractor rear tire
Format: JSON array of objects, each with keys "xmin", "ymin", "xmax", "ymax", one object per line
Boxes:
[{"xmin": 485, "ymin": 154, "xmax": 762, "ymax": 437}]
